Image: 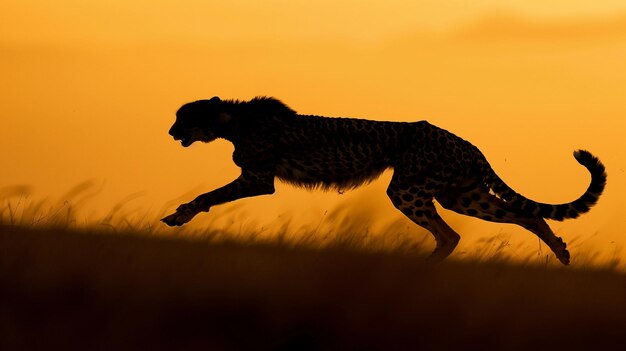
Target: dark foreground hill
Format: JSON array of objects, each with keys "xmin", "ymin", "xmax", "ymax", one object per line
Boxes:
[{"xmin": 2, "ymin": 225, "xmax": 626, "ymax": 350}]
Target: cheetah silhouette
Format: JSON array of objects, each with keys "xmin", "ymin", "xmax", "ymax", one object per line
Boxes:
[{"xmin": 162, "ymin": 96, "xmax": 606, "ymax": 264}]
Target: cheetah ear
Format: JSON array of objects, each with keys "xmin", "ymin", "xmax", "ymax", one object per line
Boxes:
[
  {"xmin": 210, "ymin": 96, "xmax": 221, "ymax": 102},
  {"xmin": 218, "ymin": 112, "xmax": 232, "ymax": 124}
]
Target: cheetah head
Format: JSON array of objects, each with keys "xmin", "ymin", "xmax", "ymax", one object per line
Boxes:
[{"xmin": 168, "ymin": 96, "xmax": 232, "ymax": 147}]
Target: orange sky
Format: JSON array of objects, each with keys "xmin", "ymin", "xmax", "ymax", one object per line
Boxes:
[{"xmin": 1, "ymin": 1, "xmax": 625, "ymax": 263}]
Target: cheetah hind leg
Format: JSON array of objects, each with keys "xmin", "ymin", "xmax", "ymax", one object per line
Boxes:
[
  {"xmin": 422, "ymin": 213, "xmax": 462, "ymax": 263},
  {"xmin": 387, "ymin": 189, "xmax": 461, "ymax": 262},
  {"xmin": 436, "ymin": 188, "xmax": 570, "ymax": 265}
]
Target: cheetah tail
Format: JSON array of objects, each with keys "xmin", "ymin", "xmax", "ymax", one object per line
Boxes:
[{"xmin": 488, "ymin": 150, "xmax": 607, "ymax": 221}]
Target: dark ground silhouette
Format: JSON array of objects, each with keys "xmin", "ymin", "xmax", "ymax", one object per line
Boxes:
[{"xmin": 2, "ymin": 225, "xmax": 626, "ymax": 350}]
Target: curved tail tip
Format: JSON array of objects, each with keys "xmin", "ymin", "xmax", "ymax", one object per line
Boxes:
[
  {"xmin": 573, "ymin": 150, "xmax": 604, "ymax": 172},
  {"xmin": 572, "ymin": 148, "xmax": 607, "ymax": 197},
  {"xmin": 573, "ymin": 149, "xmax": 590, "ymax": 162}
]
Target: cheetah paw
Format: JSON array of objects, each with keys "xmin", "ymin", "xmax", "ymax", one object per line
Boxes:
[
  {"xmin": 553, "ymin": 237, "xmax": 570, "ymax": 265},
  {"xmin": 161, "ymin": 205, "xmax": 197, "ymax": 226}
]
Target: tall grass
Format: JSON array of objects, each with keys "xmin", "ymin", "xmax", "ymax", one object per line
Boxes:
[{"xmin": 0, "ymin": 182, "xmax": 621, "ymax": 270}]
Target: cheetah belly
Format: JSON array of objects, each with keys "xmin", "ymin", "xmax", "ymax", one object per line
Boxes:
[{"xmin": 275, "ymin": 146, "xmax": 390, "ymax": 188}]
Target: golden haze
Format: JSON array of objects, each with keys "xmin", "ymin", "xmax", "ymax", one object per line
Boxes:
[{"xmin": 1, "ymin": 1, "xmax": 624, "ymax": 262}]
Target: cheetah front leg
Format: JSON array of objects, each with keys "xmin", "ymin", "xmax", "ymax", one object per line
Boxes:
[{"xmin": 161, "ymin": 169, "xmax": 275, "ymax": 226}]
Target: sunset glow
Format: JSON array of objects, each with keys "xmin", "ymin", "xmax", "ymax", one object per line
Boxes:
[{"xmin": 2, "ymin": 1, "xmax": 624, "ymax": 264}]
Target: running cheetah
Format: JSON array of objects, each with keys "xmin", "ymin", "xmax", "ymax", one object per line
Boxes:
[{"xmin": 162, "ymin": 96, "xmax": 606, "ymax": 264}]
